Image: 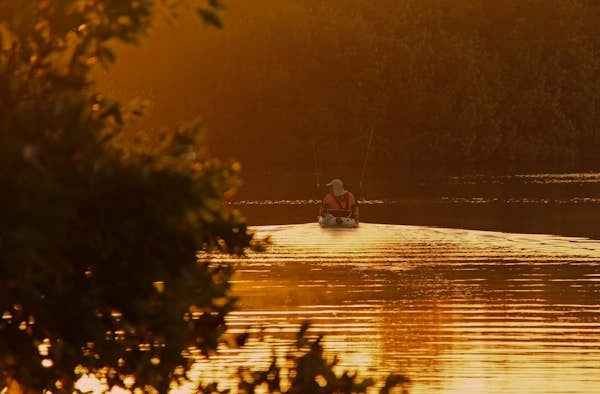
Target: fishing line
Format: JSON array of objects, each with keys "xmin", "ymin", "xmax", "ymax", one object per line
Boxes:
[
  {"xmin": 359, "ymin": 128, "xmax": 375, "ymax": 200},
  {"xmin": 311, "ymin": 139, "xmax": 321, "ymax": 191}
]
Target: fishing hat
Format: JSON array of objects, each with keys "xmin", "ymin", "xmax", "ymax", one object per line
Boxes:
[{"xmin": 326, "ymin": 178, "xmax": 347, "ymax": 197}]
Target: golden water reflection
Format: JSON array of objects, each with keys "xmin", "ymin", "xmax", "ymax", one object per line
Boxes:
[{"xmin": 197, "ymin": 223, "xmax": 600, "ymax": 394}]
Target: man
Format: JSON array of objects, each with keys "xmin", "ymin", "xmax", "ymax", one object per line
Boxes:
[{"xmin": 319, "ymin": 178, "xmax": 359, "ymax": 224}]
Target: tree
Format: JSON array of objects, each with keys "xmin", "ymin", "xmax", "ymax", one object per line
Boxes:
[
  {"xmin": 104, "ymin": 0, "xmax": 600, "ymax": 168},
  {"xmin": 0, "ymin": 1, "xmax": 256, "ymax": 392}
]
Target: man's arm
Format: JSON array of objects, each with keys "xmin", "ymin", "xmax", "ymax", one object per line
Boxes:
[
  {"xmin": 349, "ymin": 192, "xmax": 359, "ymax": 220},
  {"xmin": 353, "ymin": 205, "xmax": 360, "ymax": 221},
  {"xmin": 319, "ymin": 196, "xmax": 328, "ymax": 217}
]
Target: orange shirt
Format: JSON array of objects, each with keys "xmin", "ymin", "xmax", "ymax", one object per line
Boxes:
[{"xmin": 322, "ymin": 192, "xmax": 357, "ymax": 211}]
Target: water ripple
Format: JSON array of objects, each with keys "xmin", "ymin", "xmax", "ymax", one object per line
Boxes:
[{"xmin": 196, "ymin": 223, "xmax": 600, "ymax": 394}]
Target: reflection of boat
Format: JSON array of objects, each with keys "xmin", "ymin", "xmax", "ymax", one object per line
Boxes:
[{"xmin": 318, "ymin": 213, "xmax": 359, "ymax": 228}]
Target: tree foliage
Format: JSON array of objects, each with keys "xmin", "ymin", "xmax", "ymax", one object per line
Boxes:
[
  {"xmin": 0, "ymin": 1, "xmax": 253, "ymax": 392},
  {"xmin": 105, "ymin": 0, "xmax": 600, "ymax": 168},
  {"xmin": 235, "ymin": 322, "xmax": 408, "ymax": 394}
]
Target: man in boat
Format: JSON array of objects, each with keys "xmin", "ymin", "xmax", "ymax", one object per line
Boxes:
[{"xmin": 319, "ymin": 178, "xmax": 359, "ymax": 226}]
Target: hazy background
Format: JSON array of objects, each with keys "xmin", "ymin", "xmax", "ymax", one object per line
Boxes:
[{"xmin": 98, "ymin": 0, "xmax": 600, "ymax": 170}]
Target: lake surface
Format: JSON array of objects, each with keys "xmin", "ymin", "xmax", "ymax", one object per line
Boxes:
[
  {"xmin": 234, "ymin": 169, "xmax": 600, "ymax": 239},
  {"xmin": 190, "ymin": 223, "xmax": 600, "ymax": 394},
  {"xmin": 180, "ymin": 170, "xmax": 600, "ymax": 393}
]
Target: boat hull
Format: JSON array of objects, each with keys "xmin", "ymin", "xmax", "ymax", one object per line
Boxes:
[{"xmin": 318, "ymin": 214, "xmax": 359, "ymax": 228}]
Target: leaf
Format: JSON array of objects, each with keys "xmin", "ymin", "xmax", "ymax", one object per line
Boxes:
[
  {"xmin": 295, "ymin": 320, "xmax": 311, "ymax": 348},
  {"xmin": 97, "ymin": 46, "xmax": 116, "ymax": 69},
  {"xmin": 379, "ymin": 373, "xmax": 410, "ymax": 394},
  {"xmin": 197, "ymin": 8, "xmax": 223, "ymax": 29}
]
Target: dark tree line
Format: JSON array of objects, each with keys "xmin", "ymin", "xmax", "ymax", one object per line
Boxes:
[{"xmin": 103, "ymin": 0, "xmax": 600, "ymax": 168}]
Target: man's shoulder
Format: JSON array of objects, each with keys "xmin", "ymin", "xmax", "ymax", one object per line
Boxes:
[{"xmin": 323, "ymin": 193, "xmax": 334, "ymax": 201}]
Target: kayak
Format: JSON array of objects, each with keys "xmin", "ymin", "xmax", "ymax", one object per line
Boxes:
[{"xmin": 318, "ymin": 214, "xmax": 359, "ymax": 228}]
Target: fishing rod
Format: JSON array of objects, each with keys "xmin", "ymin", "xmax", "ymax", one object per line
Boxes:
[
  {"xmin": 311, "ymin": 139, "xmax": 321, "ymax": 193},
  {"xmin": 359, "ymin": 127, "xmax": 375, "ymax": 200}
]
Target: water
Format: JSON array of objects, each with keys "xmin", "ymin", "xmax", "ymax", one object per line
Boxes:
[
  {"xmin": 235, "ymin": 169, "xmax": 600, "ymax": 238},
  {"xmin": 180, "ymin": 170, "xmax": 600, "ymax": 393},
  {"xmin": 191, "ymin": 223, "xmax": 600, "ymax": 394}
]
